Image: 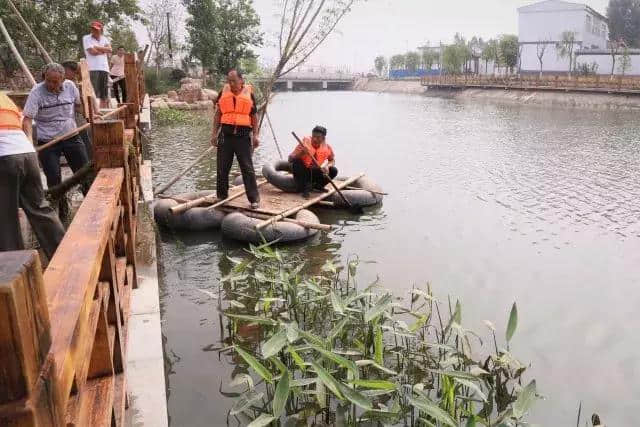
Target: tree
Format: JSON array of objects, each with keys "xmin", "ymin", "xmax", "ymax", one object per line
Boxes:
[
  {"xmin": 390, "ymin": 54, "xmax": 405, "ymax": 70},
  {"xmin": 618, "ymin": 46, "xmax": 632, "ymax": 75},
  {"xmin": 185, "ymin": 0, "xmax": 262, "ymax": 83},
  {"xmin": 404, "ymin": 51, "xmax": 421, "ymax": 72},
  {"xmin": 607, "ymin": 0, "xmax": 640, "ymax": 48},
  {"xmin": 144, "ymin": 0, "xmax": 183, "ymax": 73},
  {"xmin": 0, "ymin": 0, "xmax": 140, "ymax": 80},
  {"xmin": 442, "ymin": 43, "xmax": 468, "ymax": 74},
  {"xmin": 536, "ymin": 41, "xmax": 548, "ymax": 78},
  {"xmin": 608, "ymin": 38, "xmax": 624, "ymax": 78},
  {"xmin": 421, "ymin": 50, "xmax": 438, "ymax": 71},
  {"xmin": 482, "ymin": 39, "xmax": 498, "ymax": 74},
  {"xmin": 498, "ymin": 34, "xmax": 519, "ymax": 73},
  {"xmin": 374, "ymin": 56, "xmax": 386, "ymax": 76},
  {"xmin": 557, "ymin": 31, "xmax": 577, "ymax": 76},
  {"xmin": 108, "ymin": 23, "xmax": 139, "ymax": 53}
]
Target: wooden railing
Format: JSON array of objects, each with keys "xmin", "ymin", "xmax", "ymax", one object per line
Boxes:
[
  {"xmin": 421, "ymin": 74, "xmax": 640, "ymax": 93},
  {"xmin": 0, "ymin": 53, "xmax": 145, "ymax": 427}
]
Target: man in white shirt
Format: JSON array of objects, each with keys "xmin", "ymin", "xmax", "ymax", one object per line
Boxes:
[
  {"xmin": 0, "ymin": 92, "xmax": 65, "ymax": 260},
  {"xmin": 83, "ymin": 20, "xmax": 112, "ymax": 108}
]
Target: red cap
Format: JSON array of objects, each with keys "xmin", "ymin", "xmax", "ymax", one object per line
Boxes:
[{"xmin": 90, "ymin": 20, "xmax": 103, "ymax": 31}]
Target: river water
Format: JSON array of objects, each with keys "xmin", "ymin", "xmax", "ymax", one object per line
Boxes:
[{"xmin": 149, "ymin": 91, "xmax": 640, "ymax": 426}]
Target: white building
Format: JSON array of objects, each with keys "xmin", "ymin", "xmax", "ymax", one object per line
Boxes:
[
  {"xmin": 519, "ymin": 0, "xmax": 608, "ymax": 73},
  {"xmin": 518, "ymin": 0, "xmax": 640, "ymax": 75}
]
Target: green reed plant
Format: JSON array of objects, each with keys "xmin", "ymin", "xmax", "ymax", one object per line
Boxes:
[{"xmin": 215, "ymin": 244, "xmax": 541, "ymax": 426}]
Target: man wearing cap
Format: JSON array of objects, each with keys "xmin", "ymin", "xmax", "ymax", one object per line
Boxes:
[
  {"xmin": 288, "ymin": 125, "xmax": 338, "ymax": 199},
  {"xmin": 0, "ymin": 92, "xmax": 65, "ymax": 260},
  {"xmin": 83, "ymin": 20, "xmax": 112, "ymax": 109}
]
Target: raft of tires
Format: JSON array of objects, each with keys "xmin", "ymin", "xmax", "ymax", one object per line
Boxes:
[{"xmin": 153, "ymin": 161, "xmax": 384, "ymax": 244}]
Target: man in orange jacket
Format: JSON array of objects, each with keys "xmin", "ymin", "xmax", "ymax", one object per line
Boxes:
[
  {"xmin": 211, "ymin": 69, "xmax": 260, "ymax": 209},
  {"xmin": 288, "ymin": 125, "xmax": 338, "ymax": 198}
]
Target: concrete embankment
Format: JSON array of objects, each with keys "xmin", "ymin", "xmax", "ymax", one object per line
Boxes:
[{"xmin": 355, "ymin": 78, "xmax": 640, "ymax": 109}]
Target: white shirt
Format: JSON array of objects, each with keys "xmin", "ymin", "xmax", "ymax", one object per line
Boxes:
[
  {"xmin": 83, "ymin": 34, "xmax": 110, "ymax": 72},
  {"xmin": 110, "ymin": 54, "xmax": 125, "ymax": 77},
  {"xmin": 0, "ymin": 130, "xmax": 35, "ymax": 157}
]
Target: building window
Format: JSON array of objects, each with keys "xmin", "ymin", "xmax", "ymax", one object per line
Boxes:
[
  {"xmin": 602, "ymin": 23, "xmax": 607, "ymax": 37},
  {"xmin": 586, "ymin": 14, "xmax": 592, "ymax": 33}
]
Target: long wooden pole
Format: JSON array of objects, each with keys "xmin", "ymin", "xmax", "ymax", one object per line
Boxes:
[
  {"xmin": 36, "ymin": 105, "xmax": 127, "ymax": 152},
  {"xmin": 153, "ymin": 146, "xmax": 214, "ymax": 196},
  {"xmin": 170, "ymin": 179, "xmax": 268, "ymax": 214},
  {"xmin": 0, "ymin": 17, "xmax": 36, "ymax": 87},
  {"xmin": 220, "ymin": 207, "xmax": 332, "ymax": 232},
  {"xmin": 255, "ymin": 173, "xmax": 365, "ymax": 230},
  {"xmin": 201, "ymin": 179, "xmax": 268, "ymax": 212},
  {"xmin": 6, "ymin": 0, "xmax": 53, "ymax": 64}
]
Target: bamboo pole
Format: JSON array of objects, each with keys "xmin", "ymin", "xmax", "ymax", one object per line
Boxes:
[
  {"xmin": 6, "ymin": 0, "xmax": 53, "ymax": 64},
  {"xmin": 220, "ymin": 207, "xmax": 332, "ymax": 232},
  {"xmin": 171, "ymin": 179, "xmax": 268, "ymax": 215},
  {"xmin": 36, "ymin": 123, "xmax": 91, "ymax": 152},
  {"xmin": 153, "ymin": 146, "xmax": 214, "ymax": 196},
  {"xmin": 0, "ymin": 17, "xmax": 36, "ymax": 87},
  {"xmin": 255, "ymin": 173, "xmax": 365, "ymax": 231}
]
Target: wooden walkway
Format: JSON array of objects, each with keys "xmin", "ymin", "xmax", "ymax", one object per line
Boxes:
[{"xmin": 421, "ymin": 75, "xmax": 640, "ymax": 95}]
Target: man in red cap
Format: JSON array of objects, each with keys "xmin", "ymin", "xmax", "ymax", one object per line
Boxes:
[{"xmin": 83, "ymin": 20, "xmax": 112, "ymax": 109}]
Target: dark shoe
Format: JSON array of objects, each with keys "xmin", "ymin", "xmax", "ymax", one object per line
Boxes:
[{"xmin": 250, "ymin": 202, "xmax": 260, "ymax": 210}]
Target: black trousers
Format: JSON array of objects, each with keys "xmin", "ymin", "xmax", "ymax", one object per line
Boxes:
[
  {"xmin": 0, "ymin": 153, "xmax": 65, "ymax": 260},
  {"xmin": 111, "ymin": 76, "xmax": 127, "ymax": 104},
  {"xmin": 291, "ymin": 158, "xmax": 338, "ymax": 193},
  {"xmin": 216, "ymin": 132, "xmax": 260, "ymax": 203},
  {"xmin": 37, "ymin": 135, "xmax": 89, "ymax": 188}
]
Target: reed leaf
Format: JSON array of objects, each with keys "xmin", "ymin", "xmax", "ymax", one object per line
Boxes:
[
  {"xmin": 247, "ymin": 413, "xmax": 276, "ymax": 427},
  {"xmin": 235, "ymin": 347, "xmax": 274, "ymax": 383},
  {"xmin": 374, "ymin": 324, "xmax": 384, "ymax": 364},
  {"xmin": 262, "ymin": 330, "xmax": 288, "ymax": 359},
  {"xmin": 224, "ymin": 313, "xmax": 278, "ymax": 326},
  {"xmin": 364, "ymin": 294, "xmax": 393, "ymax": 323},
  {"xmin": 272, "ymin": 368, "xmax": 290, "ymax": 418},
  {"xmin": 506, "ymin": 302, "xmax": 518, "ymax": 343},
  {"xmin": 408, "ymin": 396, "xmax": 457, "ymax": 427},
  {"xmin": 513, "ymin": 379, "xmax": 537, "ymax": 418},
  {"xmin": 311, "ymin": 362, "xmax": 345, "ymax": 400},
  {"xmin": 350, "ymin": 379, "xmax": 397, "ymax": 390},
  {"xmin": 230, "ymin": 390, "xmax": 264, "ymax": 415},
  {"xmin": 338, "ymin": 382, "xmax": 373, "ymax": 410}
]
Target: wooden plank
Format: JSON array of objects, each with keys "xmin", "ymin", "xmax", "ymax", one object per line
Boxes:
[
  {"xmin": 76, "ymin": 376, "xmax": 115, "ymax": 427},
  {"xmin": 113, "ymin": 373, "xmax": 127, "ymax": 427},
  {"xmin": 255, "ymin": 173, "xmax": 365, "ymax": 230},
  {"xmin": 43, "ymin": 168, "xmax": 124, "ymax": 409},
  {"xmin": 124, "ymin": 53, "xmax": 140, "ymax": 108},
  {"xmin": 87, "ymin": 295, "xmax": 114, "ymax": 380},
  {"xmin": 0, "ymin": 251, "xmax": 50, "ymax": 404},
  {"xmin": 115, "ymin": 258, "xmax": 126, "ymax": 298}
]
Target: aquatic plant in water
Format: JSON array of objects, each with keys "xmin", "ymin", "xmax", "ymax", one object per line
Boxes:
[{"xmin": 215, "ymin": 244, "xmax": 541, "ymax": 426}]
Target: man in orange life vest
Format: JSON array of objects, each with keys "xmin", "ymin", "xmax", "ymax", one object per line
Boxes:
[
  {"xmin": 288, "ymin": 125, "xmax": 338, "ymax": 199},
  {"xmin": 211, "ymin": 69, "xmax": 260, "ymax": 209},
  {"xmin": 0, "ymin": 92, "xmax": 65, "ymax": 260}
]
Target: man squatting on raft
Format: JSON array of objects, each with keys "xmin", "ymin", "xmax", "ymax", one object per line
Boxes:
[
  {"xmin": 211, "ymin": 69, "xmax": 261, "ymax": 210},
  {"xmin": 288, "ymin": 126, "xmax": 338, "ymax": 199}
]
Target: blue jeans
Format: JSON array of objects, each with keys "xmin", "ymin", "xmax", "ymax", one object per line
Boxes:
[{"xmin": 37, "ymin": 134, "xmax": 89, "ymax": 188}]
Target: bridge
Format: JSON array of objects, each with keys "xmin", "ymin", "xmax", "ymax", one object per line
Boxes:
[{"xmin": 254, "ymin": 72, "xmax": 356, "ymax": 91}]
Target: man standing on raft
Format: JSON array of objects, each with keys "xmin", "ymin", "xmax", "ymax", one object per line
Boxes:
[
  {"xmin": 288, "ymin": 125, "xmax": 338, "ymax": 199},
  {"xmin": 211, "ymin": 69, "xmax": 261, "ymax": 209}
]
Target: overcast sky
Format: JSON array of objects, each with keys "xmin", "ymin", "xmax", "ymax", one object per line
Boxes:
[
  {"xmin": 251, "ymin": 0, "xmax": 609, "ymax": 72},
  {"xmin": 136, "ymin": 0, "xmax": 609, "ymax": 72}
]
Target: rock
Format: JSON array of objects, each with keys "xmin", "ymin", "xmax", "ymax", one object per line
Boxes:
[
  {"xmin": 167, "ymin": 90, "xmax": 178, "ymax": 100},
  {"xmin": 202, "ymin": 88, "xmax": 218, "ymax": 101},
  {"xmin": 178, "ymin": 79, "xmax": 203, "ymax": 103},
  {"xmin": 151, "ymin": 99, "xmax": 169, "ymax": 110},
  {"xmin": 167, "ymin": 101, "xmax": 191, "ymax": 110},
  {"xmin": 195, "ymin": 100, "xmax": 214, "ymax": 110}
]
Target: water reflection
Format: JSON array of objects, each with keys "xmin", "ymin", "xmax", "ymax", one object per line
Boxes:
[{"xmin": 151, "ymin": 92, "xmax": 640, "ymax": 426}]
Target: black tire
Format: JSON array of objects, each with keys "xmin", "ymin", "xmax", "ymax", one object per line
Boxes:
[
  {"xmin": 221, "ymin": 209, "xmax": 320, "ymax": 244},
  {"xmin": 153, "ymin": 191, "xmax": 227, "ymax": 230}
]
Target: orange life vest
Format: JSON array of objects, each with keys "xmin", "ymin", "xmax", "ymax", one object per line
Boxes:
[
  {"xmin": 299, "ymin": 137, "xmax": 334, "ymax": 169},
  {"xmin": 0, "ymin": 92, "xmax": 23, "ymax": 131},
  {"xmin": 218, "ymin": 83, "xmax": 253, "ymax": 127}
]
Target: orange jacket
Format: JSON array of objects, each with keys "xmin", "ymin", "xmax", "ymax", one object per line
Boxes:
[
  {"xmin": 218, "ymin": 83, "xmax": 254, "ymax": 127},
  {"xmin": 0, "ymin": 92, "xmax": 23, "ymax": 131},
  {"xmin": 290, "ymin": 137, "xmax": 335, "ymax": 169}
]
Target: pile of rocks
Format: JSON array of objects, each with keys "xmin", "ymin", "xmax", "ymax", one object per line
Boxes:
[{"xmin": 151, "ymin": 77, "xmax": 218, "ymax": 110}]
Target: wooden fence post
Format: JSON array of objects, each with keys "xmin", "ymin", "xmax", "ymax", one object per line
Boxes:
[
  {"xmin": 124, "ymin": 53, "xmax": 140, "ymax": 111},
  {"xmin": 0, "ymin": 251, "xmax": 62, "ymax": 426}
]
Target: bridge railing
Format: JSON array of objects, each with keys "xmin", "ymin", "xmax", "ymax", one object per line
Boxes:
[
  {"xmin": 421, "ymin": 74, "xmax": 640, "ymax": 92},
  {"xmin": 0, "ymin": 53, "xmax": 144, "ymax": 427}
]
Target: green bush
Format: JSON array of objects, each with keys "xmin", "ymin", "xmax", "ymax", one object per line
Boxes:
[{"xmin": 144, "ymin": 67, "xmax": 183, "ymax": 95}]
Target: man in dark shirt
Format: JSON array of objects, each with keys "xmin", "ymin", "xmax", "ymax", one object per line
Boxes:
[{"xmin": 211, "ymin": 69, "xmax": 260, "ymax": 209}]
